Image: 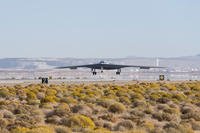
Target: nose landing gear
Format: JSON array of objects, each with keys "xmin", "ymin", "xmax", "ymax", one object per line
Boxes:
[{"xmin": 101, "ymin": 67, "xmax": 104, "ymax": 73}]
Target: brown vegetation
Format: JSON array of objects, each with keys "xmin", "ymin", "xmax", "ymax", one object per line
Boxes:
[{"xmin": 1, "ymin": 81, "xmax": 200, "ymax": 132}]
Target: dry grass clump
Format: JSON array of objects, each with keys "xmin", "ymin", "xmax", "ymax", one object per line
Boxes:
[
  {"xmin": 54, "ymin": 103, "xmax": 70, "ymax": 116},
  {"xmin": 108, "ymin": 102, "xmax": 126, "ymax": 113},
  {"xmin": 11, "ymin": 127, "xmax": 30, "ymax": 133},
  {"xmin": 125, "ymin": 128, "xmax": 147, "ymax": 133},
  {"xmin": 62, "ymin": 114, "xmax": 95, "ymax": 131},
  {"xmin": 54, "ymin": 126, "xmax": 72, "ymax": 133},
  {"xmin": 2, "ymin": 81, "xmax": 200, "ymax": 132},
  {"xmin": 91, "ymin": 128, "xmax": 112, "ymax": 133},
  {"xmin": 0, "ymin": 118, "xmax": 8, "ymax": 129},
  {"xmin": 0, "ymin": 88, "xmax": 11, "ymax": 98},
  {"xmin": 72, "ymin": 104, "xmax": 93, "ymax": 116},
  {"xmin": 164, "ymin": 123, "xmax": 194, "ymax": 133},
  {"xmin": 45, "ymin": 115, "xmax": 61, "ymax": 124},
  {"xmin": 27, "ymin": 126, "xmax": 55, "ymax": 133},
  {"xmin": 96, "ymin": 98, "xmax": 115, "ymax": 108},
  {"xmin": 114, "ymin": 120, "xmax": 135, "ymax": 131}
]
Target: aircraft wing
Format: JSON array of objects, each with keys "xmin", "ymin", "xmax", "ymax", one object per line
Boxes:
[
  {"xmin": 56, "ymin": 64, "xmax": 96, "ymax": 69},
  {"xmin": 116, "ymin": 64, "xmax": 166, "ymax": 69},
  {"xmin": 56, "ymin": 64, "xmax": 166, "ymax": 70}
]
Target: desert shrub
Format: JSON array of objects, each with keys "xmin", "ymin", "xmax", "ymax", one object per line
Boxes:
[
  {"xmin": 181, "ymin": 111, "xmax": 200, "ymax": 121},
  {"xmin": 130, "ymin": 108, "xmax": 146, "ymax": 118},
  {"xmin": 116, "ymin": 90, "xmax": 129, "ymax": 97},
  {"xmin": 149, "ymin": 83, "xmax": 160, "ymax": 89},
  {"xmin": 0, "ymin": 89, "xmax": 10, "ymax": 98},
  {"xmin": 108, "ymin": 102, "xmax": 126, "ymax": 113},
  {"xmin": 11, "ymin": 127, "xmax": 30, "ymax": 133},
  {"xmin": 184, "ymin": 90, "xmax": 193, "ymax": 96},
  {"xmin": 60, "ymin": 97, "xmax": 77, "ymax": 104},
  {"xmin": 162, "ymin": 84, "xmax": 177, "ymax": 91},
  {"xmin": 0, "ymin": 118, "xmax": 8, "ymax": 129},
  {"xmin": 0, "ymin": 109, "xmax": 15, "ymax": 119},
  {"xmin": 130, "ymin": 93, "xmax": 144, "ymax": 102},
  {"xmin": 125, "ymin": 128, "xmax": 147, "ymax": 133},
  {"xmin": 14, "ymin": 114, "xmax": 35, "ymax": 127},
  {"xmin": 172, "ymin": 93, "xmax": 187, "ymax": 102},
  {"xmin": 54, "ymin": 103, "xmax": 70, "ymax": 116},
  {"xmin": 37, "ymin": 92, "xmax": 45, "ymax": 100},
  {"xmin": 190, "ymin": 120, "xmax": 200, "ymax": 130},
  {"xmin": 103, "ymin": 121, "xmax": 113, "ymax": 130},
  {"xmin": 92, "ymin": 128, "xmax": 111, "ymax": 133},
  {"xmin": 94, "ymin": 119, "xmax": 104, "ymax": 128},
  {"xmin": 96, "ymin": 98, "xmax": 115, "ymax": 108},
  {"xmin": 181, "ymin": 105, "xmax": 200, "ymax": 121},
  {"xmin": 14, "ymin": 108, "xmax": 44, "ymax": 128},
  {"xmin": 163, "ymin": 122, "xmax": 179, "ymax": 130},
  {"xmin": 40, "ymin": 103, "xmax": 54, "ymax": 109},
  {"xmin": 98, "ymin": 113, "xmax": 118, "ymax": 123},
  {"xmin": 27, "ymin": 99, "xmax": 41, "ymax": 105},
  {"xmin": 0, "ymin": 100, "xmax": 8, "ymax": 106},
  {"xmin": 114, "ymin": 120, "xmax": 135, "ymax": 131},
  {"xmin": 152, "ymin": 112, "xmax": 174, "ymax": 121},
  {"xmin": 46, "ymin": 89, "xmax": 57, "ymax": 96},
  {"xmin": 55, "ymin": 126, "xmax": 72, "ymax": 133},
  {"xmin": 157, "ymin": 97, "xmax": 171, "ymax": 104},
  {"xmin": 119, "ymin": 96, "xmax": 131, "ymax": 105},
  {"xmin": 164, "ymin": 123, "xmax": 194, "ymax": 133},
  {"xmin": 190, "ymin": 84, "xmax": 200, "ymax": 91},
  {"xmin": 144, "ymin": 105, "xmax": 154, "ymax": 114},
  {"xmin": 0, "ymin": 129, "xmax": 9, "ymax": 133},
  {"xmin": 27, "ymin": 126, "xmax": 55, "ymax": 133},
  {"xmin": 43, "ymin": 95, "xmax": 58, "ymax": 103},
  {"xmin": 132, "ymin": 100, "xmax": 147, "ymax": 108},
  {"xmin": 179, "ymin": 83, "xmax": 190, "ymax": 90},
  {"xmin": 181, "ymin": 105, "xmax": 193, "ymax": 114},
  {"xmin": 45, "ymin": 115, "xmax": 61, "ymax": 124},
  {"xmin": 150, "ymin": 91, "xmax": 171, "ymax": 101},
  {"xmin": 149, "ymin": 92, "xmax": 160, "ymax": 101},
  {"xmin": 163, "ymin": 106, "xmax": 179, "ymax": 115},
  {"xmin": 62, "ymin": 115, "xmax": 95, "ymax": 130},
  {"xmin": 141, "ymin": 120, "xmax": 155, "ymax": 132},
  {"xmin": 26, "ymin": 91, "xmax": 37, "ymax": 100},
  {"xmin": 72, "ymin": 104, "xmax": 92, "ymax": 116},
  {"xmin": 129, "ymin": 85, "xmax": 145, "ymax": 94}
]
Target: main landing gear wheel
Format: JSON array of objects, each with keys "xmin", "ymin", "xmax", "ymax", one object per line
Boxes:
[
  {"xmin": 116, "ymin": 72, "xmax": 121, "ymax": 75},
  {"xmin": 92, "ymin": 71, "xmax": 97, "ymax": 75},
  {"xmin": 116, "ymin": 69, "xmax": 121, "ymax": 75}
]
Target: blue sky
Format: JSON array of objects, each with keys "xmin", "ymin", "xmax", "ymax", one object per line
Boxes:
[{"xmin": 0, "ymin": 0, "xmax": 200, "ymax": 58}]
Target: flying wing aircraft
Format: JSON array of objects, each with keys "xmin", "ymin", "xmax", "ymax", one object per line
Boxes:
[{"xmin": 56, "ymin": 61, "xmax": 166, "ymax": 75}]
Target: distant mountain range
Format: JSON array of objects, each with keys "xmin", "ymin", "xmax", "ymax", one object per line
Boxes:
[{"xmin": 0, "ymin": 55, "xmax": 200, "ymax": 71}]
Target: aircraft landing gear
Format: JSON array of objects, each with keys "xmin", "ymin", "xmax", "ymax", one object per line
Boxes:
[
  {"xmin": 116, "ymin": 72, "xmax": 120, "ymax": 75},
  {"xmin": 93, "ymin": 71, "xmax": 97, "ymax": 75},
  {"xmin": 101, "ymin": 67, "xmax": 104, "ymax": 73},
  {"xmin": 116, "ymin": 69, "xmax": 121, "ymax": 75},
  {"xmin": 91, "ymin": 69, "xmax": 97, "ymax": 75}
]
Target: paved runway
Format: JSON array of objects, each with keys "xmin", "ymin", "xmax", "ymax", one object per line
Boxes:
[{"xmin": 0, "ymin": 69, "xmax": 199, "ymax": 84}]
